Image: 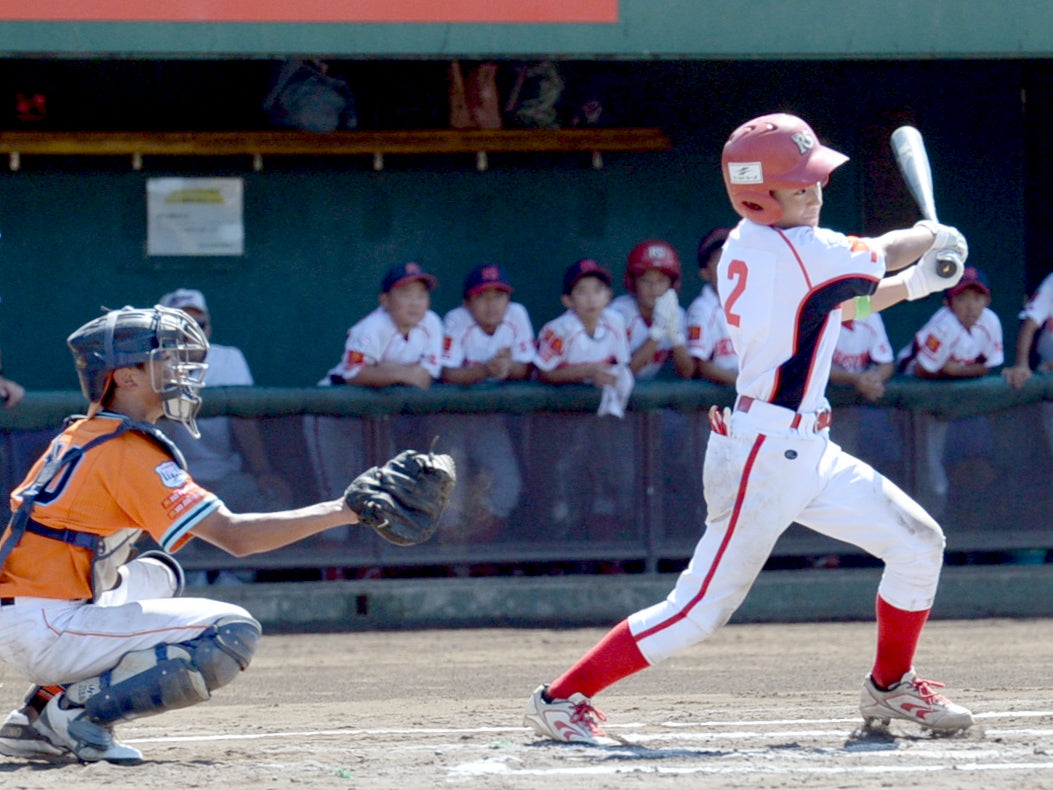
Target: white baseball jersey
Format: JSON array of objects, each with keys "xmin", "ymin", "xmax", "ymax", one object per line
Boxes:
[
  {"xmin": 534, "ymin": 308, "xmax": 630, "ymax": 372},
  {"xmin": 718, "ymin": 222, "xmax": 884, "ymax": 412},
  {"xmin": 323, "ymin": 306, "xmax": 444, "ymax": 383},
  {"xmin": 628, "ymin": 219, "xmax": 945, "ymax": 665},
  {"xmin": 897, "ymin": 305, "xmax": 1004, "ymax": 376},
  {"xmin": 833, "ymin": 313, "xmax": 894, "ymax": 373},
  {"xmin": 441, "ymin": 302, "xmax": 536, "ymax": 370},
  {"xmin": 609, "ymin": 293, "xmax": 685, "ymax": 380},
  {"xmin": 1020, "ymin": 272, "xmax": 1053, "ymax": 364},
  {"xmin": 686, "ymin": 284, "xmax": 739, "ymax": 372}
]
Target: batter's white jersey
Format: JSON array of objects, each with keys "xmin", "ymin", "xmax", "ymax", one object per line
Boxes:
[
  {"xmin": 608, "ymin": 293, "xmax": 685, "ymax": 380},
  {"xmin": 897, "ymin": 306, "xmax": 1004, "ymax": 375},
  {"xmin": 717, "ymin": 221, "xmax": 884, "ymax": 412},
  {"xmin": 627, "ymin": 220, "xmax": 945, "ymax": 665},
  {"xmin": 535, "ymin": 308, "xmax": 630, "ymax": 372},
  {"xmin": 1020, "ymin": 272, "xmax": 1053, "ymax": 364},
  {"xmin": 441, "ymin": 302, "xmax": 536, "ymax": 370},
  {"xmin": 686, "ymin": 284, "xmax": 738, "ymax": 372},
  {"xmin": 833, "ymin": 313, "xmax": 894, "ymax": 374},
  {"xmin": 323, "ymin": 306, "xmax": 444, "ymax": 383}
]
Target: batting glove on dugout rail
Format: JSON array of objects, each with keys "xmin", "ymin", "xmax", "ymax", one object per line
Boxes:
[{"xmin": 344, "ymin": 448, "xmax": 456, "ymax": 546}]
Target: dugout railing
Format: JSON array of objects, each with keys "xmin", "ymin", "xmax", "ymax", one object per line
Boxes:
[{"xmin": 1, "ymin": 377, "xmax": 1051, "ymax": 576}]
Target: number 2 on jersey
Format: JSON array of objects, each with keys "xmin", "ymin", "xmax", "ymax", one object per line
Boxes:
[{"xmin": 723, "ymin": 259, "xmax": 748, "ymax": 328}]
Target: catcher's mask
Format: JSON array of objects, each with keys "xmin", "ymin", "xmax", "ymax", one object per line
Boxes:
[{"xmin": 67, "ymin": 305, "xmax": 209, "ymax": 437}]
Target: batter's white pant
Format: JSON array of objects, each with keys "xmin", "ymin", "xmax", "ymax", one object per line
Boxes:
[
  {"xmin": 0, "ymin": 556, "xmax": 254, "ymax": 685},
  {"xmin": 629, "ymin": 399, "xmax": 945, "ymax": 665}
]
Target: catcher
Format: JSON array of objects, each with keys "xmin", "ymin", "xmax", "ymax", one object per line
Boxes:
[{"xmin": 0, "ymin": 305, "xmax": 454, "ymax": 765}]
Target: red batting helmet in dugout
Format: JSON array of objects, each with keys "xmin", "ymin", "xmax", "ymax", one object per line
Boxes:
[{"xmin": 624, "ymin": 240, "xmax": 682, "ymax": 292}]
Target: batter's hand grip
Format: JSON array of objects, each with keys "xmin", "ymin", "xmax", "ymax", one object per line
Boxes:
[{"xmin": 936, "ymin": 250, "xmax": 963, "ymax": 279}]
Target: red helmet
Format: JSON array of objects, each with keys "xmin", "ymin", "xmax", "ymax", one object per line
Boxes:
[
  {"xmin": 721, "ymin": 113, "xmax": 848, "ymax": 225},
  {"xmin": 624, "ymin": 239, "xmax": 682, "ymax": 292}
]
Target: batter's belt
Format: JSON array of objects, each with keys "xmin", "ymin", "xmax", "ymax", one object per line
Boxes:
[{"xmin": 734, "ymin": 396, "xmax": 832, "ymax": 433}]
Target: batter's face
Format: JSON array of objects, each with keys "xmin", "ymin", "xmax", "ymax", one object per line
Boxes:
[
  {"xmin": 633, "ymin": 270, "xmax": 674, "ymax": 314},
  {"xmin": 772, "ymin": 182, "xmax": 823, "ymax": 228},
  {"xmin": 561, "ymin": 275, "xmax": 612, "ymax": 330},
  {"xmin": 947, "ymin": 287, "xmax": 990, "ymax": 329},
  {"xmin": 465, "ymin": 288, "xmax": 511, "ymax": 334},
  {"xmin": 380, "ymin": 280, "xmax": 432, "ymax": 334}
]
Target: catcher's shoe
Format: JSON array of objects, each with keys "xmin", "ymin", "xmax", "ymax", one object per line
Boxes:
[
  {"xmin": 0, "ymin": 706, "xmax": 73, "ymax": 760},
  {"xmin": 860, "ymin": 670, "xmax": 974, "ymax": 732},
  {"xmin": 523, "ymin": 685, "xmax": 618, "ymax": 746},
  {"xmin": 32, "ymin": 694, "xmax": 142, "ymax": 765}
]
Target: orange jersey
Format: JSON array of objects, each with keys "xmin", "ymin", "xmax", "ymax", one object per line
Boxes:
[{"xmin": 0, "ymin": 413, "xmax": 220, "ymax": 600}]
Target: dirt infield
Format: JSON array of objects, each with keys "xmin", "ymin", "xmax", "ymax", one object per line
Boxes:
[{"xmin": 1, "ymin": 618, "xmax": 1051, "ymax": 789}]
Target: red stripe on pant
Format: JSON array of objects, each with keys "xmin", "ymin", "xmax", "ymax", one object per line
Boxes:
[{"xmin": 635, "ymin": 434, "xmax": 767, "ymax": 642}]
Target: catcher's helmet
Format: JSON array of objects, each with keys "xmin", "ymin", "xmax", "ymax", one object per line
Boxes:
[
  {"xmin": 721, "ymin": 113, "xmax": 848, "ymax": 225},
  {"xmin": 67, "ymin": 306, "xmax": 209, "ymax": 437},
  {"xmin": 624, "ymin": 239, "xmax": 682, "ymax": 292}
]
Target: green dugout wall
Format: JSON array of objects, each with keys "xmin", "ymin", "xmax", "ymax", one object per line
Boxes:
[{"xmin": 0, "ymin": 1, "xmax": 1049, "ymax": 388}]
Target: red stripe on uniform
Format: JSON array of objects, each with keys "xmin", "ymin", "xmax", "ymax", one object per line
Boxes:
[
  {"xmin": 774, "ymin": 227, "xmax": 812, "ymax": 290},
  {"xmin": 635, "ymin": 434, "xmax": 766, "ymax": 641}
]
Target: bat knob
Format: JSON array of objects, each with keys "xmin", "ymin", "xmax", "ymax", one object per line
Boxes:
[{"xmin": 936, "ymin": 250, "xmax": 963, "ymax": 279}]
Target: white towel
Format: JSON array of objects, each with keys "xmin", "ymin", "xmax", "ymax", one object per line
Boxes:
[{"xmin": 598, "ymin": 364, "xmax": 635, "ymax": 418}]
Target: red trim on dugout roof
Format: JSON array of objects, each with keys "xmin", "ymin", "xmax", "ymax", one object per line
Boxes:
[{"xmin": 0, "ymin": 0, "xmax": 618, "ymax": 23}]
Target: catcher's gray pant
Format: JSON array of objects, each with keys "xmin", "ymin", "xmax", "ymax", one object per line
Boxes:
[
  {"xmin": 628, "ymin": 401, "xmax": 945, "ymax": 665},
  {"xmin": 0, "ymin": 555, "xmax": 254, "ymax": 685}
]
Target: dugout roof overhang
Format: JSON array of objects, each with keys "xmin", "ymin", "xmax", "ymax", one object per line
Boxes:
[{"xmin": 0, "ymin": 0, "xmax": 1049, "ymax": 60}]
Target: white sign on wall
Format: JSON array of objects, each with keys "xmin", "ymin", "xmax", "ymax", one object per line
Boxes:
[{"xmin": 147, "ymin": 177, "xmax": 244, "ymax": 256}]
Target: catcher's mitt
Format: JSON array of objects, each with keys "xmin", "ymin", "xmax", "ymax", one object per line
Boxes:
[{"xmin": 344, "ymin": 448, "xmax": 456, "ymax": 546}]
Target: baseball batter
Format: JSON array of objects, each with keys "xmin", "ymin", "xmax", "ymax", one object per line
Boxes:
[
  {"xmin": 0, "ymin": 305, "xmax": 451, "ymax": 764},
  {"xmin": 524, "ymin": 113, "xmax": 975, "ymax": 745}
]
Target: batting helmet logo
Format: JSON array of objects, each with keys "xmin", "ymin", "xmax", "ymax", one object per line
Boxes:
[{"xmin": 790, "ymin": 131, "xmax": 815, "ymax": 154}]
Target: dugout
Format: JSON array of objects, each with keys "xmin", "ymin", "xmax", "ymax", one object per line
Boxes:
[
  {"xmin": 0, "ymin": 2, "xmax": 1049, "ymax": 390},
  {"xmin": 0, "ymin": 2, "xmax": 1051, "ymax": 584}
]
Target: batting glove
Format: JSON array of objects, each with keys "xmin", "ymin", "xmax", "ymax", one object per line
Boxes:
[
  {"xmin": 915, "ymin": 220, "xmax": 968, "ymax": 259},
  {"xmin": 889, "ymin": 246, "xmax": 966, "ymax": 301},
  {"xmin": 650, "ymin": 290, "xmax": 680, "ymax": 343}
]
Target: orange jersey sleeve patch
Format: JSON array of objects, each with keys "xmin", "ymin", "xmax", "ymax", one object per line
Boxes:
[{"xmin": 848, "ymin": 236, "xmax": 879, "ymax": 263}]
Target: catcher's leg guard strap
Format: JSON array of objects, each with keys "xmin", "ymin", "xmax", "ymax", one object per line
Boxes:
[{"xmin": 65, "ymin": 615, "xmax": 261, "ymax": 725}]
